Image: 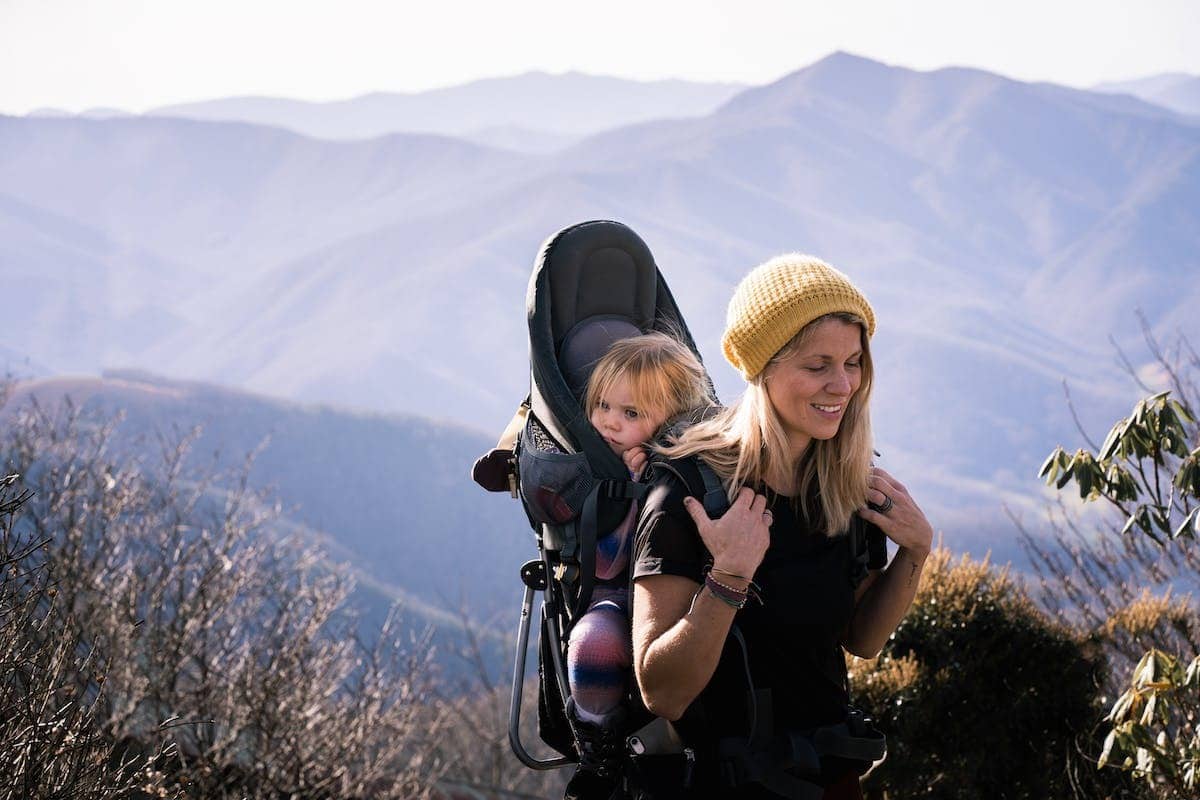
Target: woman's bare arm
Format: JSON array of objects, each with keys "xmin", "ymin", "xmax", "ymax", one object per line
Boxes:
[
  {"xmin": 843, "ymin": 467, "xmax": 933, "ymax": 657},
  {"xmin": 631, "ymin": 489, "xmax": 771, "ymax": 720},
  {"xmin": 843, "ymin": 549, "xmax": 927, "ymax": 657},
  {"xmin": 632, "ymin": 575, "xmax": 737, "ymax": 720}
]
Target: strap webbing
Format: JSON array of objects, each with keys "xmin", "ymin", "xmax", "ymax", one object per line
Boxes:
[
  {"xmin": 568, "ymin": 478, "xmax": 648, "ymax": 625},
  {"xmin": 808, "ymin": 722, "xmax": 886, "ymax": 762},
  {"xmin": 696, "ymin": 459, "xmax": 728, "ymax": 519},
  {"xmin": 647, "ymin": 458, "xmax": 729, "ymax": 519},
  {"xmin": 848, "ymin": 514, "xmax": 871, "ymax": 587}
]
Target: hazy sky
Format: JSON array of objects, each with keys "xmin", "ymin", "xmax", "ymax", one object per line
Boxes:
[{"xmin": 3, "ymin": 0, "xmax": 1197, "ymax": 114}]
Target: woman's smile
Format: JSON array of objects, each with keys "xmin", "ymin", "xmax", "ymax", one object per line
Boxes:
[{"xmin": 764, "ymin": 318, "xmax": 863, "ymax": 456}]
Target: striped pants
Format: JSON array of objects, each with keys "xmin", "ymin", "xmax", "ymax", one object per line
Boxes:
[{"xmin": 566, "ymin": 586, "xmax": 631, "ymax": 721}]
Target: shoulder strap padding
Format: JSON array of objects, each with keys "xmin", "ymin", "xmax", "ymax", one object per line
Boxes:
[
  {"xmin": 848, "ymin": 513, "xmax": 871, "ymax": 587},
  {"xmin": 646, "ymin": 455, "xmax": 728, "ymax": 520}
]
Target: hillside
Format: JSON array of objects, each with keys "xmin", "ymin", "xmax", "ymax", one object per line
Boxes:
[
  {"xmin": 4, "ymin": 372, "xmax": 534, "ymax": 635},
  {"xmin": 2, "ymin": 52, "xmax": 1197, "ymax": 563}
]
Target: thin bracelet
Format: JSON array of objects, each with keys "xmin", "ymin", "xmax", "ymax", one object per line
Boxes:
[
  {"xmin": 704, "ymin": 573, "xmax": 748, "ymax": 607},
  {"xmin": 709, "ymin": 566, "xmax": 751, "ymax": 582},
  {"xmin": 706, "ymin": 573, "xmax": 750, "ymax": 596},
  {"xmin": 705, "ymin": 582, "xmax": 747, "ymax": 609},
  {"xmin": 704, "ymin": 573, "xmax": 747, "ymax": 602},
  {"xmin": 704, "ymin": 565, "xmax": 762, "ymax": 604},
  {"xmin": 705, "ymin": 564, "xmax": 760, "ymax": 592},
  {"xmin": 690, "ymin": 581, "xmax": 748, "ymax": 612}
]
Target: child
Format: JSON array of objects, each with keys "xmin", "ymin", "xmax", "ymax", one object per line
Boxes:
[{"xmin": 565, "ymin": 332, "xmax": 710, "ymax": 796}]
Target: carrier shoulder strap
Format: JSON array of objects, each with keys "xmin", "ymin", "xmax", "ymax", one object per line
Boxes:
[
  {"xmin": 848, "ymin": 512, "xmax": 871, "ymax": 588},
  {"xmin": 569, "ymin": 477, "xmax": 648, "ymax": 624},
  {"xmin": 646, "ymin": 455, "xmax": 728, "ymax": 520}
]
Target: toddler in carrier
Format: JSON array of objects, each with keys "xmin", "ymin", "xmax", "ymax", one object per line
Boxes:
[{"xmin": 565, "ymin": 331, "xmax": 710, "ymax": 796}]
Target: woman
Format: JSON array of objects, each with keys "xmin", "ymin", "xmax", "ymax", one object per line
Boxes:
[{"xmin": 631, "ymin": 254, "xmax": 934, "ymax": 799}]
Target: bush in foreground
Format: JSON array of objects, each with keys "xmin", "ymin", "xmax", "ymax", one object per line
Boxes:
[
  {"xmin": 850, "ymin": 548, "xmax": 1139, "ymax": 800},
  {"xmin": 1, "ymin": 393, "xmax": 554, "ymax": 799}
]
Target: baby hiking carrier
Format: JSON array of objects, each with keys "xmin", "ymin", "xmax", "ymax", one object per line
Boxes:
[
  {"xmin": 471, "ymin": 220, "xmax": 714, "ymax": 784},
  {"xmin": 472, "ymin": 220, "xmax": 886, "ymax": 799}
]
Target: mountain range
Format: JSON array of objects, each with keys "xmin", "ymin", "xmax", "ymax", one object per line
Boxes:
[
  {"xmin": 30, "ymin": 72, "xmax": 746, "ymax": 153},
  {"xmin": 1095, "ymin": 73, "xmax": 1200, "ymax": 117},
  {"xmin": 3, "ymin": 51, "xmax": 1198, "ymax": 569},
  {"xmin": 2, "ymin": 371, "xmax": 532, "ymax": 647}
]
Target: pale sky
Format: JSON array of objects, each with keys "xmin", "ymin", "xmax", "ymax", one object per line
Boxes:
[{"xmin": 2, "ymin": 0, "xmax": 1197, "ymax": 115}]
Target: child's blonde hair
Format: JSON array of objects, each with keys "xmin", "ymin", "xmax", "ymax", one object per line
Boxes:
[{"xmin": 584, "ymin": 332, "xmax": 712, "ymax": 429}]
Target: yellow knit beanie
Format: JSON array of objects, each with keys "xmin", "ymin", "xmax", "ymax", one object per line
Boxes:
[{"xmin": 722, "ymin": 253, "xmax": 876, "ymax": 380}]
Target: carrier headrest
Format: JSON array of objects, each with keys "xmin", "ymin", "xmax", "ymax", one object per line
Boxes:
[{"xmin": 559, "ymin": 316, "xmax": 642, "ymax": 401}]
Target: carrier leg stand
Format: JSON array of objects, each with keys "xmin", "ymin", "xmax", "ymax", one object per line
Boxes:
[{"xmin": 509, "ymin": 557, "xmax": 573, "ymax": 769}]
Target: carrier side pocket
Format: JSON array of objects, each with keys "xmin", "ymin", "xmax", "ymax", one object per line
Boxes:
[{"xmin": 518, "ymin": 415, "xmax": 594, "ymax": 525}]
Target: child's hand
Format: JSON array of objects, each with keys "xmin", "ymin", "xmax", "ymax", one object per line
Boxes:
[{"xmin": 623, "ymin": 446, "xmax": 648, "ymax": 480}]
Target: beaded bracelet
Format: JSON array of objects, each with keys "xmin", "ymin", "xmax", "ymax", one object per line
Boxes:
[
  {"xmin": 704, "ymin": 573, "xmax": 748, "ymax": 609},
  {"xmin": 706, "ymin": 573, "xmax": 749, "ymax": 596},
  {"xmin": 703, "ymin": 565, "xmax": 763, "ymax": 606}
]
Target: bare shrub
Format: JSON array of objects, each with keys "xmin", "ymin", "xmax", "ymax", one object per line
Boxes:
[
  {"xmin": 0, "ymin": 472, "xmax": 177, "ymax": 799},
  {"xmin": 431, "ymin": 607, "xmax": 569, "ymax": 799},
  {"xmin": 2, "ymin": 394, "xmax": 453, "ymax": 798}
]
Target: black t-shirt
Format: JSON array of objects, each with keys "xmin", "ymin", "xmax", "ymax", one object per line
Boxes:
[{"xmin": 632, "ymin": 472, "xmax": 888, "ymax": 790}]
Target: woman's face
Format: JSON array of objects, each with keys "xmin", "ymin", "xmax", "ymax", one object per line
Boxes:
[{"xmin": 763, "ymin": 318, "xmax": 864, "ymax": 459}]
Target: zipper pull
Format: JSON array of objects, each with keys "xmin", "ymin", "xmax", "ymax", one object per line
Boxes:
[{"xmin": 683, "ymin": 746, "xmax": 695, "ymax": 787}]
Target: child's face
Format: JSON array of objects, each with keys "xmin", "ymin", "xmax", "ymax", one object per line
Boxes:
[{"xmin": 590, "ymin": 375, "xmax": 664, "ymax": 457}]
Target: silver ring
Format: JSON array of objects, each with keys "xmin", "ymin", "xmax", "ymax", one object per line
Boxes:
[
  {"xmin": 762, "ymin": 510, "xmax": 773, "ymax": 522},
  {"xmin": 878, "ymin": 494, "xmax": 894, "ymax": 514}
]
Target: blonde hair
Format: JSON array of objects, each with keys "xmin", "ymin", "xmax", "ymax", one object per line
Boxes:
[
  {"xmin": 661, "ymin": 313, "xmax": 874, "ymax": 537},
  {"xmin": 584, "ymin": 332, "xmax": 712, "ymax": 430}
]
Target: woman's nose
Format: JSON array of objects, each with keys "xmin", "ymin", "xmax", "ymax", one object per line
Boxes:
[{"xmin": 828, "ymin": 370, "xmax": 852, "ymax": 394}]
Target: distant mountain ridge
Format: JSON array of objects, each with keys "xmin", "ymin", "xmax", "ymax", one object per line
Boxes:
[
  {"xmin": 1094, "ymin": 72, "xmax": 1200, "ymax": 117},
  {"xmin": 2, "ymin": 52, "xmax": 1197, "ymax": 566},
  {"xmin": 27, "ymin": 72, "xmax": 746, "ymax": 152},
  {"xmin": 4, "ymin": 370, "xmax": 531, "ymax": 633}
]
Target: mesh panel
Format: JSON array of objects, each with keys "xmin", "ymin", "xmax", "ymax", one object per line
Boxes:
[{"xmin": 519, "ymin": 415, "xmax": 595, "ymax": 525}]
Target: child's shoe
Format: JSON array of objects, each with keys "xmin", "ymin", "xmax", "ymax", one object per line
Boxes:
[{"xmin": 564, "ymin": 698, "xmax": 625, "ymax": 800}]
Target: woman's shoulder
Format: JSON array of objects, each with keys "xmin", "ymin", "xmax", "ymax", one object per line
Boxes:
[
  {"xmin": 641, "ymin": 457, "xmax": 705, "ymax": 519},
  {"xmin": 633, "ymin": 459, "xmax": 708, "ymax": 582}
]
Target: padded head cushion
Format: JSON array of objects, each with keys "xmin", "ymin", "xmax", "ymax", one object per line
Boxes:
[
  {"xmin": 546, "ymin": 242, "xmax": 657, "ymax": 343},
  {"xmin": 559, "ymin": 316, "xmax": 642, "ymax": 402}
]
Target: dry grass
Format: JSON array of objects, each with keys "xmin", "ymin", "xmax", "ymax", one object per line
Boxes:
[{"xmin": 0, "ymin": 391, "xmax": 565, "ymax": 799}]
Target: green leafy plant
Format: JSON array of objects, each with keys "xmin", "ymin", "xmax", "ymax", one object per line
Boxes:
[
  {"xmin": 1097, "ymin": 648, "xmax": 1200, "ymax": 788},
  {"xmin": 1040, "ymin": 392, "xmax": 1200, "ymax": 543},
  {"xmin": 1040, "ymin": 386, "xmax": 1200, "ymax": 795}
]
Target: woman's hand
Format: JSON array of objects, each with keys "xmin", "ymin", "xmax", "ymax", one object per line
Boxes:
[
  {"xmin": 859, "ymin": 466, "xmax": 933, "ymax": 559},
  {"xmin": 682, "ymin": 487, "xmax": 771, "ymax": 578},
  {"xmin": 623, "ymin": 446, "xmax": 648, "ymax": 480}
]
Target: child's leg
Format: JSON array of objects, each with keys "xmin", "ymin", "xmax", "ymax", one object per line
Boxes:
[{"xmin": 566, "ymin": 597, "xmax": 632, "ymax": 723}]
